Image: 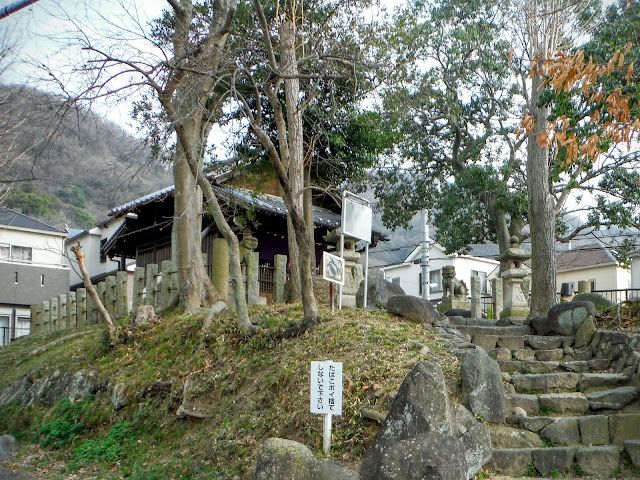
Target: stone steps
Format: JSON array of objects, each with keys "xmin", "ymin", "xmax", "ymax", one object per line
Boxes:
[
  {"xmin": 461, "ymin": 312, "xmax": 640, "ymax": 478},
  {"xmin": 488, "ymin": 445, "xmax": 629, "ymax": 478},
  {"xmin": 509, "ymin": 372, "xmax": 631, "ymax": 393},
  {"xmin": 499, "ymin": 359, "xmax": 611, "ymax": 373},
  {"xmin": 453, "ymin": 324, "xmax": 532, "ymax": 338}
]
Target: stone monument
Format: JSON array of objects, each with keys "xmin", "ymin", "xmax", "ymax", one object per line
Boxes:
[
  {"xmin": 497, "ymin": 236, "xmax": 530, "ymax": 322},
  {"xmin": 438, "ymin": 265, "xmax": 471, "ymax": 313}
]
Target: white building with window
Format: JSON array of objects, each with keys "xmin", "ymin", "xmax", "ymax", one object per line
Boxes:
[
  {"xmin": 0, "ymin": 208, "xmax": 70, "ymax": 345},
  {"xmin": 379, "ymin": 240, "xmax": 500, "ymax": 303}
]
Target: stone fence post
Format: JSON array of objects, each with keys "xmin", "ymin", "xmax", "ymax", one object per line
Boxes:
[
  {"xmin": 578, "ymin": 280, "xmax": 592, "ymax": 293},
  {"xmin": 145, "ymin": 263, "xmax": 159, "ymax": 308},
  {"xmin": 470, "ymin": 276, "xmax": 482, "ymax": 318},
  {"xmin": 116, "ymin": 271, "xmax": 128, "ymax": 318},
  {"xmin": 68, "ymin": 291, "xmax": 77, "ymax": 328},
  {"xmin": 50, "ymin": 297, "xmax": 59, "ymax": 331},
  {"xmin": 161, "ymin": 260, "xmax": 178, "ymax": 311},
  {"xmin": 491, "ymin": 278, "xmax": 504, "ymax": 321},
  {"xmin": 132, "ymin": 267, "xmax": 146, "ymax": 312},
  {"xmin": 41, "ymin": 300, "xmax": 50, "ymax": 332},
  {"xmin": 59, "ymin": 294, "xmax": 68, "ymax": 329},
  {"xmin": 77, "ymin": 288, "xmax": 87, "ymax": 326},
  {"xmin": 30, "ymin": 304, "xmax": 42, "ymax": 335},
  {"xmin": 246, "ymin": 251, "xmax": 259, "ymax": 306},
  {"xmin": 273, "ymin": 254, "xmax": 287, "ymax": 304}
]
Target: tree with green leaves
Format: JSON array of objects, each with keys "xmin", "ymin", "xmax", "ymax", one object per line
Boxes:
[{"xmin": 376, "ymin": 0, "xmax": 529, "ymax": 273}]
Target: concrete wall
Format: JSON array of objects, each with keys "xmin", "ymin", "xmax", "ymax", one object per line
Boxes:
[{"xmin": 0, "ymin": 263, "xmax": 70, "ymax": 306}]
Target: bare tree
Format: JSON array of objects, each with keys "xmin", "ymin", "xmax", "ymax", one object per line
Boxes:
[
  {"xmin": 54, "ymin": 0, "xmax": 255, "ymax": 331},
  {"xmin": 512, "ymin": 0, "xmax": 598, "ymax": 315}
]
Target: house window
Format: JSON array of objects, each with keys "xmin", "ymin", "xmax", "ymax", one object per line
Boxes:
[
  {"xmin": 0, "ymin": 315, "xmax": 9, "ymax": 346},
  {"xmin": 14, "ymin": 272, "xmax": 18, "ymax": 284},
  {"xmin": 472, "ymin": 270, "xmax": 488, "ymax": 294},
  {"xmin": 15, "ymin": 316, "xmax": 30, "ymax": 339},
  {"xmin": 590, "ymin": 279, "xmax": 596, "ymax": 291},
  {"xmin": 11, "ymin": 246, "xmax": 32, "ymax": 263},
  {"xmin": 430, "ymin": 269, "xmax": 442, "ymax": 293},
  {"xmin": 41, "ymin": 274, "xmax": 45, "ymax": 286},
  {"xmin": 0, "ymin": 244, "xmax": 9, "ymax": 260},
  {"xmin": 391, "ymin": 277, "xmax": 401, "ymax": 286}
]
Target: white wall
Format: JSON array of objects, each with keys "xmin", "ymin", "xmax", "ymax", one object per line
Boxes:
[
  {"xmin": 381, "ymin": 245, "xmax": 499, "ymax": 301},
  {"xmin": 632, "ymin": 256, "xmax": 640, "ymax": 289},
  {"xmin": 0, "ymin": 227, "xmax": 67, "ymax": 266},
  {"xmin": 557, "ymin": 264, "xmax": 630, "ymax": 299},
  {"xmin": 66, "ymin": 219, "xmax": 124, "ymax": 286}
]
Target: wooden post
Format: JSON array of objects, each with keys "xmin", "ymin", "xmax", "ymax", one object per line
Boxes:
[
  {"xmin": 30, "ymin": 304, "xmax": 42, "ymax": 335},
  {"xmin": 58, "ymin": 294, "xmax": 68, "ymax": 329},
  {"xmin": 274, "ymin": 254, "xmax": 287, "ymax": 304}
]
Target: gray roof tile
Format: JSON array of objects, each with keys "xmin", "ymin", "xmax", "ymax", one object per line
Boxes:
[{"xmin": 0, "ymin": 207, "xmax": 63, "ymax": 233}]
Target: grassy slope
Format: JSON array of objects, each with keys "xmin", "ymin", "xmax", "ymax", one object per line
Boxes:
[{"xmin": 0, "ymin": 305, "xmax": 460, "ymax": 479}]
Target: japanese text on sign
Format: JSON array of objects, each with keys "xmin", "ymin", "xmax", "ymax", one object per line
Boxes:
[{"xmin": 310, "ymin": 361, "xmax": 343, "ymax": 415}]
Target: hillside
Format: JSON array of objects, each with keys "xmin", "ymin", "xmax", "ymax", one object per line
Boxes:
[
  {"xmin": 0, "ymin": 84, "xmax": 172, "ymax": 229},
  {"xmin": 0, "ymin": 305, "xmax": 460, "ymax": 479}
]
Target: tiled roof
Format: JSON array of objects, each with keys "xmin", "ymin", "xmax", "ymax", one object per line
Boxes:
[
  {"xmin": 556, "ymin": 243, "xmax": 617, "ymax": 272},
  {"xmin": 0, "ymin": 207, "xmax": 63, "ymax": 233},
  {"xmin": 108, "ymin": 177, "xmax": 342, "ymax": 229}
]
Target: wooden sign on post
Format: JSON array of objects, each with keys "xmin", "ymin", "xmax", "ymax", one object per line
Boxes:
[{"xmin": 310, "ymin": 361, "xmax": 343, "ymax": 455}]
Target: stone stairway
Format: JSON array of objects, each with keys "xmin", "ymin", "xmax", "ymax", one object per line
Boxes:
[{"xmin": 448, "ymin": 316, "xmax": 640, "ymax": 478}]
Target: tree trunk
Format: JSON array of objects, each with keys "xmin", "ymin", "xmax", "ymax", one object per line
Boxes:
[
  {"xmin": 70, "ymin": 243, "xmax": 116, "ymax": 344},
  {"xmin": 281, "ymin": 19, "xmax": 305, "ymax": 301},
  {"xmin": 527, "ymin": 68, "xmax": 557, "ymax": 316},
  {"xmin": 304, "ymin": 161, "xmax": 316, "ymax": 272},
  {"xmin": 173, "ymin": 136, "xmax": 212, "ymax": 315}
]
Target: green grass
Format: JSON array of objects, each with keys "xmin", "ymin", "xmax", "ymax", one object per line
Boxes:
[{"xmin": 0, "ymin": 305, "xmax": 460, "ymax": 479}]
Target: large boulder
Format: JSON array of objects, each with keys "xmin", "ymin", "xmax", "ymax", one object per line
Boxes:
[
  {"xmin": 253, "ymin": 438, "xmax": 323, "ymax": 480},
  {"xmin": 356, "ymin": 277, "xmax": 405, "ymax": 309},
  {"xmin": 386, "ymin": 295, "xmax": 441, "ymax": 324},
  {"xmin": 377, "ymin": 432, "xmax": 468, "ymax": 480},
  {"xmin": 461, "ymin": 353, "xmax": 507, "ymax": 423},
  {"xmin": 359, "ymin": 361, "xmax": 457, "ymax": 479},
  {"xmin": 531, "ymin": 301, "xmax": 596, "ymax": 336},
  {"xmin": 572, "ymin": 292, "xmax": 615, "ymax": 310},
  {"xmin": 461, "ymin": 423, "xmax": 493, "ymax": 479}
]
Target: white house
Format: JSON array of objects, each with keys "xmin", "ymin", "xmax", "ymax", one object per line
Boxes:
[
  {"xmin": 379, "ymin": 240, "xmax": 501, "ymax": 302},
  {"xmin": 0, "ymin": 207, "xmax": 70, "ymax": 345},
  {"xmin": 65, "ymin": 215, "xmax": 132, "ymax": 288},
  {"xmin": 556, "ymin": 243, "xmax": 631, "ymax": 300}
]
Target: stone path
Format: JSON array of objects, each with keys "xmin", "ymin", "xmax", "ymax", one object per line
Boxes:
[{"xmin": 447, "ymin": 316, "xmax": 640, "ymax": 478}]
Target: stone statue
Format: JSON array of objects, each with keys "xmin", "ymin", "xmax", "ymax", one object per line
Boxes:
[{"xmin": 442, "ymin": 265, "xmax": 468, "ymax": 300}]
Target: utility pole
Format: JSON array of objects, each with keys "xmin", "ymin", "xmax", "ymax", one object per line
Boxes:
[
  {"xmin": 420, "ymin": 210, "xmax": 430, "ymax": 301},
  {"xmin": 0, "ymin": 0, "xmax": 40, "ymax": 20}
]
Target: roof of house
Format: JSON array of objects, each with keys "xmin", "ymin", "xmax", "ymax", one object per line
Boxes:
[
  {"xmin": 0, "ymin": 207, "xmax": 64, "ymax": 234},
  {"xmin": 556, "ymin": 243, "xmax": 618, "ymax": 272},
  {"xmin": 109, "ymin": 177, "xmax": 357, "ymax": 233}
]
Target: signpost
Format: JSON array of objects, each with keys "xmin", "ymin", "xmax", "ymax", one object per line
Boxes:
[
  {"xmin": 310, "ymin": 361, "xmax": 343, "ymax": 456},
  {"xmin": 339, "ymin": 191, "xmax": 372, "ymax": 309}
]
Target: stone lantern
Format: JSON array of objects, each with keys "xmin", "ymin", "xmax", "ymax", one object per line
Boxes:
[{"xmin": 497, "ymin": 236, "xmax": 530, "ymax": 321}]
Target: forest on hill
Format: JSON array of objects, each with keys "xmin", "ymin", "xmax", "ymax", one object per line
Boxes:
[{"xmin": 0, "ymin": 83, "xmax": 172, "ymax": 229}]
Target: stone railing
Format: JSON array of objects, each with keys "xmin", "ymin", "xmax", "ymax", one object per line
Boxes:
[{"xmin": 29, "ymin": 252, "xmax": 292, "ymax": 337}]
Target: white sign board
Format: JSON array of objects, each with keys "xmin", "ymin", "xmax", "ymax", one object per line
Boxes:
[
  {"xmin": 343, "ymin": 195, "xmax": 372, "ymax": 243},
  {"xmin": 310, "ymin": 361, "xmax": 343, "ymax": 415},
  {"xmin": 322, "ymin": 251, "xmax": 345, "ymax": 285}
]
